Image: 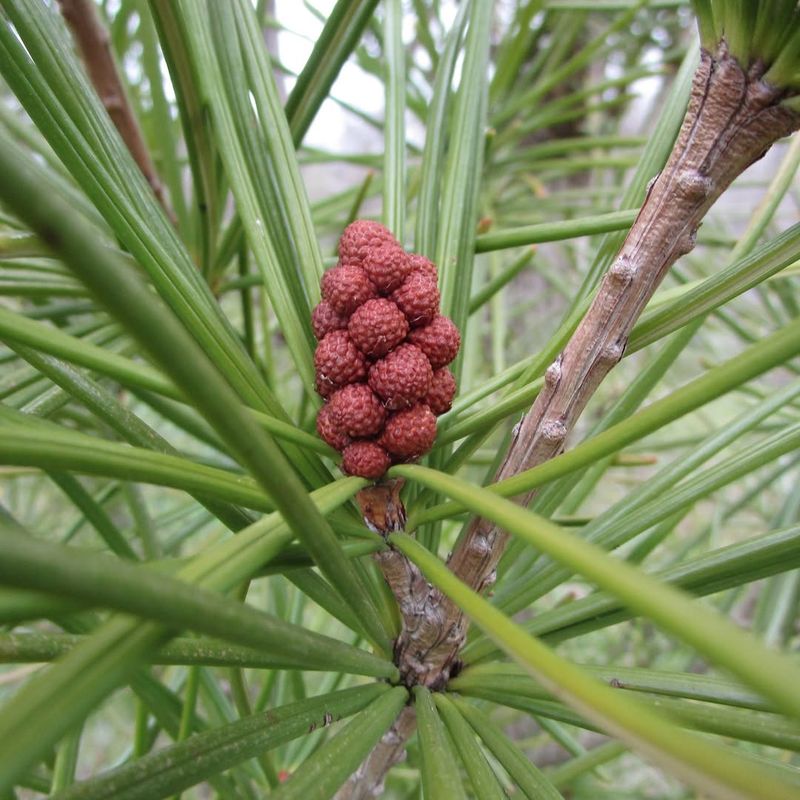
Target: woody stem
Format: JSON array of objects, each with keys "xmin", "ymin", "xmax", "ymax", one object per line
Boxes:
[
  {"xmin": 57, "ymin": 0, "xmax": 175, "ymax": 222},
  {"xmin": 445, "ymin": 44, "xmax": 800, "ymax": 596}
]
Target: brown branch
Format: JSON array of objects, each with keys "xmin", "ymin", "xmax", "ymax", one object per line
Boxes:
[
  {"xmin": 333, "ymin": 706, "xmax": 417, "ymax": 800},
  {"xmin": 329, "ymin": 482, "xmax": 418, "ymax": 799},
  {"xmin": 57, "ymin": 0, "xmax": 175, "ymax": 222},
  {"xmin": 354, "ymin": 480, "xmax": 458, "ymax": 689},
  {"xmin": 448, "ymin": 45, "xmax": 799, "ymax": 584},
  {"xmin": 394, "ymin": 45, "xmax": 800, "ymax": 683},
  {"xmin": 328, "ymin": 44, "xmax": 800, "ymax": 799}
]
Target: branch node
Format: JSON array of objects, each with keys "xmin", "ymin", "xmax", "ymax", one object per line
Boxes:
[
  {"xmin": 469, "ymin": 532, "xmax": 493, "ymax": 557},
  {"xmin": 608, "ymin": 255, "xmax": 635, "ymax": 285},
  {"xmin": 541, "ymin": 419, "xmax": 567, "ymax": 445},
  {"xmin": 480, "ymin": 568, "xmax": 498, "ymax": 592},
  {"xmin": 544, "ymin": 357, "xmax": 563, "ymax": 387},
  {"xmin": 677, "ymin": 228, "xmax": 698, "ymax": 257},
  {"xmin": 677, "ymin": 170, "xmax": 714, "ymax": 201},
  {"xmin": 599, "ymin": 340, "xmax": 626, "ymax": 367}
]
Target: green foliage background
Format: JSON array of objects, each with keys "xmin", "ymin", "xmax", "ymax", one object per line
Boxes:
[{"xmin": 0, "ymin": 1, "xmax": 799, "ymax": 798}]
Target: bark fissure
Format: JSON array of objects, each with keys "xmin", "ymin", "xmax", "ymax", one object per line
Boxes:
[{"xmin": 342, "ymin": 44, "xmax": 799, "ymax": 798}]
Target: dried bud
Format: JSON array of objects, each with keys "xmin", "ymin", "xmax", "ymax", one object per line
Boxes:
[
  {"xmin": 321, "ymin": 264, "xmax": 377, "ymax": 315},
  {"xmin": 380, "ymin": 404, "xmax": 437, "ymax": 459},
  {"xmin": 348, "ymin": 298, "xmax": 409, "ymax": 359},
  {"xmin": 408, "ymin": 315, "xmax": 460, "ymax": 369},
  {"xmin": 362, "ymin": 242, "xmax": 412, "ymax": 294},
  {"xmin": 369, "ymin": 343, "xmax": 433, "ymax": 410},
  {"xmin": 311, "ymin": 300, "xmax": 347, "ymax": 340},
  {"xmin": 391, "ymin": 269, "xmax": 440, "ymax": 327},
  {"xmin": 338, "ymin": 220, "xmax": 397, "ymax": 267},
  {"xmin": 426, "ymin": 367, "xmax": 456, "ymax": 415},
  {"xmin": 314, "ymin": 330, "xmax": 367, "ymax": 391},
  {"xmin": 328, "ymin": 384, "xmax": 386, "ymax": 438},
  {"xmin": 341, "ymin": 441, "xmax": 392, "ymax": 479}
]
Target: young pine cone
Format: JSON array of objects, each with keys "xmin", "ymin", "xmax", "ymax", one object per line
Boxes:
[{"xmin": 311, "ymin": 220, "xmax": 460, "ymax": 479}]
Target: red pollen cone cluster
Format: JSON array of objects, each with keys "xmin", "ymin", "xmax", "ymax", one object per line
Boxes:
[{"xmin": 313, "ymin": 220, "xmax": 460, "ymax": 480}]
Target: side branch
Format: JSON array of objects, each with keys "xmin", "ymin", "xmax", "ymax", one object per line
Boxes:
[
  {"xmin": 332, "ymin": 42, "xmax": 800, "ymax": 800},
  {"xmin": 334, "ymin": 706, "xmax": 416, "ymax": 800},
  {"xmin": 333, "ymin": 481, "xmax": 420, "ymax": 799},
  {"xmin": 57, "ymin": 0, "xmax": 175, "ymax": 222},
  {"xmin": 397, "ymin": 45, "xmax": 800, "ymax": 681},
  {"xmin": 447, "ymin": 46, "xmax": 800, "ymax": 591}
]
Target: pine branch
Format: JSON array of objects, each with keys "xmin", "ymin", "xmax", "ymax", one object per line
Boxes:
[
  {"xmin": 333, "ymin": 706, "xmax": 416, "ymax": 800},
  {"xmin": 328, "ymin": 36, "xmax": 800, "ymax": 800},
  {"xmin": 57, "ymin": 0, "xmax": 175, "ymax": 222},
  {"xmin": 446, "ymin": 44, "xmax": 799, "ymax": 592},
  {"xmin": 391, "ymin": 43, "xmax": 800, "ymax": 686}
]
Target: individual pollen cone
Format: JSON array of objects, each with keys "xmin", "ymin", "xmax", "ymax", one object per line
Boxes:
[
  {"xmin": 407, "ymin": 253, "xmax": 437, "ymax": 281},
  {"xmin": 348, "ymin": 298, "xmax": 409, "ymax": 359},
  {"xmin": 426, "ymin": 367, "xmax": 457, "ymax": 415},
  {"xmin": 321, "ymin": 264, "xmax": 377, "ymax": 315},
  {"xmin": 312, "ymin": 220, "xmax": 461, "ymax": 479},
  {"xmin": 362, "ymin": 241, "xmax": 413, "ymax": 294},
  {"xmin": 328, "ymin": 384, "xmax": 386, "ymax": 438},
  {"xmin": 379, "ymin": 404, "xmax": 437, "ymax": 459},
  {"xmin": 368, "ymin": 344, "xmax": 433, "ymax": 410},
  {"xmin": 314, "ymin": 329, "xmax": 366, "ymax": 392},
  {"xmin": 407, "ymin": 315, "xmax": 461, "ymax": 370},
  {"xmin": 311, "ymin": 300, "xmax": 347, "ymax": 340},
  {"xmin": 338, "ymin": 219, "xmax": 398, "ymax": 266},
  {"xmin": 391, "ymin": 269, "xmax": 440, "ymax": 327},
  {"xmin": 341, "ymin": 441, "xmax": 392, "ymax": 480}
]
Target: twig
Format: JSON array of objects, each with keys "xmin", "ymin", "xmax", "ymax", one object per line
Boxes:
[
  {"xmin": 57, "ymin": 0, "xmax": 175, "ymax": 222},
  {"xmin": 329, "ymin": 482, "xmax": 419, "ymax": 799},
  {"xmin": 395, "ymin": 44, "xmax": 800, "ymax": 683},
  {"xmin": 354, "ymin": 480, "xmax": 458, "ymax": 689},
  {"xmin": 333, "ymin": 706, "xmax": 416, "ymax": 800},
  {"xmin": 332, "ymin": 43, "xmax": 800, "ymax": 798}
]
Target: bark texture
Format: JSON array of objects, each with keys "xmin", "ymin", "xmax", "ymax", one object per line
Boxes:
[
  {"xmin": 57, "ymin": 0, "xmax": 174, "ymax": 220},
  {"xmin": 450, "ymin": 49, "xmax": 800, "ymax": 568},
  {"xmin": 333, "ymin": 706, "xmax": 417, "ymax": 800},
  {"xmin": 355, "ymin": 481, "xmax": 461, "ymax": 689},
  {"xmin": 392, "ymin": 45, "xmax": 800, "ymax": 688},
  {"xmin": 342, "ymin": 43, "xmax": 800, "ymax": 798}
]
